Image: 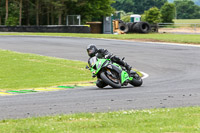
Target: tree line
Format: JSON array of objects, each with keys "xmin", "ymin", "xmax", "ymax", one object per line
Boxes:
[
  {"xmin": 174, "ymin": 0, "xmax": 200, "ymax": 19},
  {"xmin": 142, "ymin": 2, "xmax": 175, "ymax": 24},
  {"xmin": 112, "ymin": 0, "xmax": 200, "ymax": 19},
  {"xmin": 168, "ymin": 0, "xmax": 200, "ymax": 6},
  {"xmin": 112, "ymin": 0, "xmax": 168, "ymax": 14},
  {"xmin": 0, "ymin": 0, "xmax": 200, "ymax": 26},
  {"xmin": 0, "ymin": 0, "xmax": 114, "ymax": 26}
]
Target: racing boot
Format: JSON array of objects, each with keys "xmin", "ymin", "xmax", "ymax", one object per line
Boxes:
[
  {"xmin": 111, "ymin": 56, "xmax": 132, "ymax": 74},
  {"xmin": 125, "ymin": 63, "xmax": 132, "ymax": 75}
]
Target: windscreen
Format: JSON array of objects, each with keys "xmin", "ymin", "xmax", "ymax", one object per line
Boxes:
[{"xmin": 88, "ymin": 57, "xmax": 97, "ymax": 67}]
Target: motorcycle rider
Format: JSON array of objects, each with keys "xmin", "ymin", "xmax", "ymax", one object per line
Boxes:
[
  {"xmin": 87, "ymin": 44, "xmax": 132, "ymax": 88},
  {"xmin": 87, "ymin": 44, "xmax": 132, "ymax": 73}
]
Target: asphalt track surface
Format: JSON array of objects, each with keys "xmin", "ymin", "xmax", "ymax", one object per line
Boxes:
[{"xmin": 0, "ymin": 36, "xmax": 199, "ymax": 120}]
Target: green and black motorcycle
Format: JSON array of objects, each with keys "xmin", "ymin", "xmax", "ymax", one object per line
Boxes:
[{"xmin": 86, "ymin": 56, "xmax": 143, "ymax": 88}]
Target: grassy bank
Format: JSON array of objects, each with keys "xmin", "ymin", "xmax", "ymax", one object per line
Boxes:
[
  {"xmin": 0, "ymin": 50, "xmax": 142, "ymax": 90},
  {"xmin": 174, "ymin": 19, "xmax": 200, "ymax": 24},
  {"xmin": 0, "ymin": 107, "xmax": 199, "ymax": 133},
  {"xmin": 0, "ymin": 50, "xmax": 92, "ymax": 90},
  {"xmin": 0, "ymin": 32, "xmax": 200, "ymax": 44}
]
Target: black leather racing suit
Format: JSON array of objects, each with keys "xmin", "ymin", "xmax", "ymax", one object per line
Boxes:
[{"xmin": 95, "ymin": 49, "xmax": 131, "ymax": 71}]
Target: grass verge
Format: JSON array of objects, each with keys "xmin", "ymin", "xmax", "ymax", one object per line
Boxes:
[
  {"xmin": 0, "ymin": 49, "xmax": 92, "ymax": 90},
  {"xmin": 0, "ymin": 32, "xmax": 200, "ymax": 44},
  {"xmin": 0, "ymin": 50, "xmax": 142, "ymax": 90},
  {"xmin": 0, "ymin": 107, "xmax": 199, "ymax": 133}
]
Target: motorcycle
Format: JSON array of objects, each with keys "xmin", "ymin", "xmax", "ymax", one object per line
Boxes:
[{"xmin": 86, "ymin": 56, "xmax": 143, "ymax": 88}]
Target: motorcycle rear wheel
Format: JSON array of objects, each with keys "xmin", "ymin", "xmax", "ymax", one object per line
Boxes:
[{"xmin": 130, "ymin": 73, "xmax": 143, "ymax": 87}]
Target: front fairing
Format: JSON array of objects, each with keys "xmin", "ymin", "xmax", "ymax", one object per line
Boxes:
[
  {"xmin": 89, "ymin": 57, "xmax": 109, "ymax": 75},
  {"xmin": 88, "ymin": 57, "xmax": 131, "ymax": 85},
  {"xmin": 88, "ymin": 57, "xmax": 97, "ymax": 67}
]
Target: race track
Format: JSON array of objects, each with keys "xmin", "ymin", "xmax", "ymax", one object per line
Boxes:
[{"xmin": 0, "ymin": 36, "xmax": 199, "ymax": 120}]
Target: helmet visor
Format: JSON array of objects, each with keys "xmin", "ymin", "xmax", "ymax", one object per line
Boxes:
[{"xmin": 87, "ymin": 48, "xmax": 95, "ymax": 56}]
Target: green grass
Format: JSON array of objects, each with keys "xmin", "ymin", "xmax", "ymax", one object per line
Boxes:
[
  {"xmin": 0, "ymin": 34, "xmax": 199, "ymax": 133},
  {"xmin": 0, "ymin": 49, "xmax": 92, "ymax": 90},
  {"xmin": 0, "ymin": 107, "xmax": 199, "ymax": 133},
  {"xmin": 0, "ymin": 49, "xmax": 142, "ymax": 90},
  {"xmin": 0, "ymin": 32, "xmax": 200, "ymax": 44},
  {"xmin": 174, "ymin": 19, "xmax": 200, "ymax": 23}
]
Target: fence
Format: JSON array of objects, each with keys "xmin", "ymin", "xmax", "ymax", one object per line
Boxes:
[{"xmin": 66, "ymin": 15, "xmax": 81, "ymax": 26}]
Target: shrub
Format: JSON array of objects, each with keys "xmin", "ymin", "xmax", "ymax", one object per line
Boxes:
[
  {"xmin": 161, "ymin": 2, "xmax": 175, "ymax": 23},
  {"xmin": 143, "ymin": 7, "xmax": 161, "ymax": 24}
]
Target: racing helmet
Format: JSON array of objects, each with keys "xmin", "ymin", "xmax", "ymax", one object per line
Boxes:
[{"xmin": 87, "ymin": 44, "xmax": 98, "ymax": 57}]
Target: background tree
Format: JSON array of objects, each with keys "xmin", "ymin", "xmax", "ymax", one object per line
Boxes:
[
  {"xmin": 112, "ymin": 0, "xmax": 167, "ymax": 14},
  {"xmin": 112, "ymin": 0, "xmax": 134, "ymax": 13},
  {"xmin": 0, "ymin": 0, "xmax": 115, "ymax": 26},
  {"xmin": 133, "ymin": 0, "xmax": 167, "ymax": 14},
  {"xmin": 0, "ymin": 0, "xmax": 6, "ymax": 25},
  {"xmin": 0, "ymin": 0, "xmax": 2, "ymax": 25},
  {"xmin": 72, "ymin": 0, "xmax": 115, "ymax": 23},
  {"xmin": 52, "ymin": 0, "xmax": 64, "ymax": 25},
  {"xmin": 168, "ymin": 0, "xmax": 200, "ymax": 6},
  {"xmin": 143, "ymin": 7, "xmax": 161, "ymax": 24},
  {"xmin": 174, "ymin": 0, "xmax": 200, "ymax": 19},
  {"xmin": 23, "ymin": 0, "xmax": 30, "ymax": 25},
  {"xmin": 5, "ymin": 0, "xmax": 8, "ymax": 23},
  {"xmin": 35, "ymin": 0, "xmax": 40, "ymax": 25},
  {"xmin": 160, "ymin": 2, "xmax": 175, "ymax": 23},
  {"xmin": 43, "ymin": 0, "xmax": 51, "ymax": 25},
  {"xmin": 19, "ymin": 0, "xmax": 22, "ymax": 25},
  {"xmin": 6, "ymin": 0, "xmax": 19, "ymax": 26}
]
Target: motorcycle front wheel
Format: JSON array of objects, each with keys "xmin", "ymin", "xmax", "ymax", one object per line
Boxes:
[
  {"xmin": 96, "ymin": 79, "xmax": 107, "ymax": 88},
  {"xmin": 100, "ymin": 71, "xmax": 121, "ymax": 88}
]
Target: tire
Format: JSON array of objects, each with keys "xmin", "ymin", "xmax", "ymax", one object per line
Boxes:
[
  {"xmin": 127, "ymin": 23, "xmax": 133, "ymax": 32},
  {"xmin": 96, "ymin": 80, "xmax": 107, "ymax": 88},
  {"xmin": 130, "ymin": 73, "xmax": 143, "ymax": 87},
  {"xmin": 119, "ymin": 23, "xmax": 129, "ymax": 33},
  {"xmin": 127, "ymin": 22, "xmax": 137, "ymax": 32},
  {"xmin": 100, "ymin": 72, "xmax": 121, "ymax": 88},
  {"xmin": 132, "ymin": 22, "xmax": 151, "ymax": 33}
]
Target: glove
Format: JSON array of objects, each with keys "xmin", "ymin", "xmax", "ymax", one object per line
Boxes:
[{"xmin": 105, "ymin": 54, "xmax": 112, "ymax": 59}]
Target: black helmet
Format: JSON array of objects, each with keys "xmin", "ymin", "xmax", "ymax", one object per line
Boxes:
[{"xmin": 87, "ymin": 44, "xmax": 98, "ymax": 57}]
